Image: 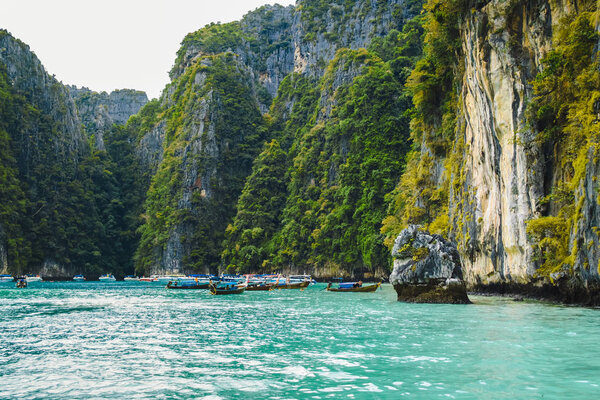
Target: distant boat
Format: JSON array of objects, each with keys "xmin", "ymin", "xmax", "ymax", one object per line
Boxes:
[
  {"xmin": 270, "ymin": 275, "xmax": 309, "ymax": 290},
  {"xmin": 139, "ymin": 276, "xmax": 155, "ymax": 282},
  {"xmin": 289, "ymin": 275, "xmax": 316, "ymax": 284},
  {"xmin": 0, "ymin": 274, "xmax": 13, "ymax": 282},
  {"xmin": 326, "ymin": 281, "xmax": 381, "ymax": 292},
  {"xmin": 99, "ymin": 274, "xmax": 116, "ymax": 281},
  {"xmin": 124, "ymin": 276, "xmax": 139, "ymax": 281},
  {"xmin": 73, "ymin": 275, "xmax": 86, "ymax": 281},
  {"xmin": 209, "ymin": 278, "xmax": 247, "ymax": 295},
  {"xmin": 245, "ymin": 282, "xmax": 274, "ymax": 291},
  {"xmin": 152, "ymin": 274, "xmax": 186, "ymax": 283},
  {"xmin": 274, "ymin": 280, "xmax": 310, "ymax": 290},
  {"xmin": 25, "ymin": 274, "xmax": 43, "ymax": 283},
  {"xmin": 166, "ymin": 278, "xmax": 210, "ymax": 289}
]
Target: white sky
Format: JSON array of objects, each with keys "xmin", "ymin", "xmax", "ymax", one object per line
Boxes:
[{"xmin": 0, "ymin": 0, "xmax": 296, "ymax": 99}]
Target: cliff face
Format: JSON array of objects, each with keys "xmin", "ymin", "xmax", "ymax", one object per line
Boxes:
[
  {"xmin": 452, "ymin": 0, "xmax": 600, "ymax": 297},
  {"xmin": 385, "ymin": 0, "xmax": 600, "ymax": 302},
  {"xmin": 134, "ymin": 53, "xmax": 266, "ymax": 274},
  {"xmin": 0, "ymin": 30, "xmax": 86, "ymax": 275},
  {"xmin": 134, "ymin": 0, "xmax": 420, "ymax": 275},
  {"xmin": 69, "ymin": 86, "xmax": 148, "ymax": 149},
  {"xmin": 452, "ymin": 0, "xmax": 555, "ymax": 284}
]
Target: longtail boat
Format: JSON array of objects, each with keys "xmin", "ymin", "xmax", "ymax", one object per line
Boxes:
[
  {"xmin": 274, "ymin": 280, "xmax": 310, "ymax": 290},
  {"xmin": 245, "ymin": 283, "xmax": 274, "ymax": 291},
  {"xmin": 166, "ymin": 279, "xmax": 209, "ymax": 289},
  {"xmin": 209, "ymin": 280, "xmax": 246, "ymax": 295},
  {"xmin": 326, "ymin": 281, "xmax": 381, "ymax": 292}
]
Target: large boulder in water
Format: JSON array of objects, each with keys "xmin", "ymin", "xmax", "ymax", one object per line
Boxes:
[{"xmin": 390, "ymin": 225, "xmax": 470, "ymax": 304}]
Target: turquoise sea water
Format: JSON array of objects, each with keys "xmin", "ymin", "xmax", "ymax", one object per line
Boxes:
[{"xmin": 0, "ymin": 282, "xmax": 599, "ymax": 399}]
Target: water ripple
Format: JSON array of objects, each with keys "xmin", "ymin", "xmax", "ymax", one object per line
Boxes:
[{"xmin": 1, "ymin": 283, "xmax": 600, "ymax": 399}]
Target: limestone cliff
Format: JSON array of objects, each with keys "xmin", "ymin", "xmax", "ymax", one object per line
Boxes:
[
  {"xmin": 0, "ymin": 30, "xmax": 87, "ymax": 275},
  {"xmin": 452, "ymin": 0, "xmax": 600, "ymax": 301},
  {"xmin": 385, "ymin": 0, "xmax": 600, "ymax": 303},
  {"xmin": 134, "ymin": 0, "xmax": 420, "ymax": 275},
  {"xmin": 69, "ymin": 86, "xmax": 148, "ymax": 149}
]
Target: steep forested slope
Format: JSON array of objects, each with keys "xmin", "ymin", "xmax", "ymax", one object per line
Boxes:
[
  {"xmin": 132, "ymin": 0, "xmax": 423, "ymax": 276},
  {"xmin": 0, "ymin": 30, "xmax": 147, "ymax": 278},
  {"xmin": 222, "ymin": 24, "xmax": 423, "ymax": 277}
]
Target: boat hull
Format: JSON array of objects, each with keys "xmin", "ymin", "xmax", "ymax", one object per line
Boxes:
[
  {"xmin": 274, "ymin": 281, "xmax": 310, "ymax": 290},
  {"xmin": 326, "ymin": 282, "xmax": 381, "ymax": 292},
  {"xmin": 209, "ymin": 283, "xmax": 246, "ymax": 295},
  {"xmin": 246, "ymin": 284, "xmax": 274, "ymax": 291},
  {"xmin": 166, "ymin": 282, "xmax": 209, "ymax": 290}
]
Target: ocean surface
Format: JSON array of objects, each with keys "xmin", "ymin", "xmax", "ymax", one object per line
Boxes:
[{"xmin": 0, "ymin": 281, "xmax": 599, "ymax": 399}]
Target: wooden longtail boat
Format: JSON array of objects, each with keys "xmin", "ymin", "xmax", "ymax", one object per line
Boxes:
[
  {"xmin": 245, "ymin": 283, "xmax": 274, "ymax": 291},
  {"xmin": 326, "ymin": 282, "xmax": 381, "ymax": 292},
  {"xmin": 166, "ymin": 280, "xmax": 209, "ymax": 289},
  {"xmin": 274, "ymin": 281, "xmax": 310, "ymax": 290},
  {"xmin": 209, "ymin": 281, "xmax": 246, "ymax": 295}
]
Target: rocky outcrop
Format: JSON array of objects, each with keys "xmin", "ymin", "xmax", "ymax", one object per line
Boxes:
[
  {"xmin": 38, "ymin": 260, "xmax": 71, "ymax": 280},
  {"xmin": 136, "ymin": 120, "xmax": 166, "ymax": 171},
  {"xmin": 69, "ymin": 86, "xmax": 148, "ymax": 149},
  {"xmin": 390, "ymin": 225, "xmax": 470, "ymax": 303}
]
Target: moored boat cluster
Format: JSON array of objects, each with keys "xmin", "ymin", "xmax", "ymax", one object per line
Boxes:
[
  {"xmin": 2, "ymin": 272, "xmax": 382, "ymax": 295},
  {"xmin": 168, "ymin": 274, "xmax": 314, "ymax": 295}
]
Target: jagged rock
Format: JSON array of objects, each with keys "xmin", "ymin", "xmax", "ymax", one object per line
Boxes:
[
  {"xmin": 390, "ymin": 225, "xmax": 470, "ymax": 304},
  {"xmin": 69, "ymin": 86, "xmax": 148, "ymax": 149}
]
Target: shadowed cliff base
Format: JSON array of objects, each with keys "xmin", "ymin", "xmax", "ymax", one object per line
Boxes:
[
  {"xmin": 394, "ymin": 280, "xmax": 471, "ymax": 304},
  {"xmin": 469, "ymin": 279, "xmax": 600, "ymax": 307}
]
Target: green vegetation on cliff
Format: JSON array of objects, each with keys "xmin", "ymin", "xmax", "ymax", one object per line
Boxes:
[
  {"xmin": 526, "ymin": 6, "xmax": 600, "ymax": 277},
  {"xmin": 1, "ymin": 44, "xmax": 147, "ymax": 276},
  {"xmin": 381, "ymin": 0, "xmax": 466, "ymax": 246},
  {"xmin": 221, "ymin": 17, "xmax": 423, "ymax": 276},
  {"xmin": 221, "ymin": 140, "xmax": 288, "ymax": 272},
  {"xmin": 134, "ymin": 53, "xmax": 266, "ymax": 274},
  {"xmin": 0, "ymin": 66, "xmax": 29, "ymax": 270}
]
